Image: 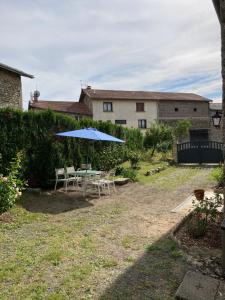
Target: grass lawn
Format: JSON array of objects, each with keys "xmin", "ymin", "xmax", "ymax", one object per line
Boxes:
[
  {"xmin": 0, "ymin": 165, "xmax": 215, "ymax": 299},
  {"xmin": 122, "ymin": 160, "xmax": 202, "ymax": 187}
]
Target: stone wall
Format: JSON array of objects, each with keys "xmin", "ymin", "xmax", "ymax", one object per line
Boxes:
[
  {"xmin": 158, "ymin": 100, "xmax": 209, "ymax": 119},
  {"xmin": 0, "ymin": 69, "xmax": 22, "ymax": 109}
]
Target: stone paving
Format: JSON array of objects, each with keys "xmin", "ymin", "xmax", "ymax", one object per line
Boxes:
[{"xmin": 175, "ymin": 271, "xmax": 225, "ymax": 300}]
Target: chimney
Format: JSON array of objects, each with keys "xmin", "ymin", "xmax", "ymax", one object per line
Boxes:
[
  {"xmin": 33, "ymin": 90, "xmax": 40, "ymax": 102},
  {"xmin": 86, "ymin": 85, "xmax": 92, "ymax": 90}
]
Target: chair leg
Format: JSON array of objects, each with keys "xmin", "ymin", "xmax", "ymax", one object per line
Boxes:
[
  {"xmin": 107, "ymin": 184, "xmax": 110, "ymax": 195},
  {"xmin": 54, "ymin": 179, "xmax": 58, "ymax": 192}
]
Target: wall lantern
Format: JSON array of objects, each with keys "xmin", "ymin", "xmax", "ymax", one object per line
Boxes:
[{"xmin": 212, "ymin": 110, "xmax": 222, "ymax": 128}]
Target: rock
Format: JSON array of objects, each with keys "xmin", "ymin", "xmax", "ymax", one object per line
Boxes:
[
  {"xmin": 114, "ymin": 178, "xmax": 129, "ymax": 185},
  {"xmin": 175, "ymin": 271, "xmax": 220, "ymax": 300}
]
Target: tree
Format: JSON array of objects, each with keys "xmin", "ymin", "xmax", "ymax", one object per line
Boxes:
[
  {"xmin": 144, "ymin": 122, "xmax": 173, "ymax": 156},
  {"xmin": 173, "ymin": 120, "xmax": 192, "ymax": 143}
]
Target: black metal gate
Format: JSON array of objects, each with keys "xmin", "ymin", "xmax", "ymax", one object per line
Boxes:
[{"xmin": 177, "ymin": 141, "xmax": 224, "ymax": 164}]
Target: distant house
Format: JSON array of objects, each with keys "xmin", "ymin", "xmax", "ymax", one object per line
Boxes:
[
  {"xmin": 29, "ymin": 86, "xmax": 217, "ymax": 142},
  {"xmin": 0, "ymin": 63, "xmax": 33, "ymax": 109},
  {"xmin": 79, "ymin": 86, "xmax": 212, "ymax": 141},
  {"xmin": 29, "ymin": 91, "xmax": 92, "ymax": 120}
]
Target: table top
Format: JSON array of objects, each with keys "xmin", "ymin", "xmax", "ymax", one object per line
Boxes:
[{"xmin": 74, "ymin": 170, "xmax": 102, "ymax": 176}]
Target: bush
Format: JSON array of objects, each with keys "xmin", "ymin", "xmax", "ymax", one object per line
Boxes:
[
  {"xmin": 173, "ymin": 120, "xmax": 191, "ymax": 142},
  {"xmin": 0, "ymin": 108, "xmax": 143, "ymax": 188},
  {"xmin": 144, "ymin": 123, "xmax": 173, "ymax": 156},
  {"xmin": 188, "ymin": 193, "xmax": 223, "ymax": 238},
  {"xmin": 116, "ymin": 166, "xmax": 137, "ymax": 181},
  {"xmin": 0, "ymin": 152, "xmax": 26, "ymax": 214},
  {"xmin": 211, "ymin": 166, "xmax": 224, "ymax": 187},
  {"xmin": 127, "ymin": 150, "xmax": 141, "ymax": 169}
]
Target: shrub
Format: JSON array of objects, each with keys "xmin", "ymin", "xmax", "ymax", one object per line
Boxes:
[
  {"xmin": 173, "ymin": 120, "xmax": 191, "ymax": 142},
  {"xmin": 187, "ymin": 193, "xmax": 223, "ymax": 238},
  {"xmin": 115, "ymin": 166, "xmax": 137, "ymax": 181},
  {"xmin": 128, "ymin": 151, "xmax": 141, "ymax": 169},
  {"xmin": 144, "ymin": 123, "xmax": 173, "ymax": 156},
  {"xmin": 0, "ymin": 152, "xmax": 26, "ymax": 214},
  {"xmin": 0, "ymin": 108, "xmax": 143, "ymax": 188},
  {"xmin": 211, "ymin": 166, "xmax": 224, "ymax": 187}
]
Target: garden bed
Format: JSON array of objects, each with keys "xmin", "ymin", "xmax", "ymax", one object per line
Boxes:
[{"xmin": 175, "ymin": 212, "xmax": 223, "ymax": 249}]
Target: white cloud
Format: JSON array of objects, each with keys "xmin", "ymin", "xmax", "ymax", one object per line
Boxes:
[{"xmin": 0, "ymin": 0, "xmax": 222, "ymax": 109}]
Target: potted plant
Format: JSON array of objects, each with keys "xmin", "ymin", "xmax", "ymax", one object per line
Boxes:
[{"xmin": 193, "ymin": 189, "xmax": 205, "ymax": 201}]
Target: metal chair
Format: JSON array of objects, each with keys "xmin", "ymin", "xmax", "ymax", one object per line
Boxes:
[
  {"xmin": 82, "ymin": 174, "xmax": 106, "ymax": 198},
  {"xmin": 80, "ymin": 163, "xmax": 92, "ymax": 170},
  {"xmin": 54, "ymin": 168, "xmax": 68, "ymax": 192},
  {"xmin": 65, "ymin": 166, "xmax": 81, "ymax": 189},
  {"xmin": 99, "ymin": 170, "xmax": 116, "ymax": 194}
]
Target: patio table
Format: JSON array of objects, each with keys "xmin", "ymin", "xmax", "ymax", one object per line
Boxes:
[{"xmin": 74, "ymin": 170, "xmax": 102, "ymax": 177}]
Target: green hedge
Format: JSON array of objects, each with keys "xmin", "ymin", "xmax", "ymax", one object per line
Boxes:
[{"xmin": 0, "ymin": 108, "xmax": 143, "ymax": 188}]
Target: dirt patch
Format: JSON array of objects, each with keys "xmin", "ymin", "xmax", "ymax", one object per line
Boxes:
[
  {"xmin": 176, "ymin": 213, "xmax": 223, "ymax": 249},
  {"xmin": 0, "ymin": 212, "xmax": 14, "ymax": 223}
]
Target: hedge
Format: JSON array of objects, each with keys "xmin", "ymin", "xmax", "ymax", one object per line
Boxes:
[{"xmin": 0, "ymin": 108, "xmax": 143, "ymax": 188}]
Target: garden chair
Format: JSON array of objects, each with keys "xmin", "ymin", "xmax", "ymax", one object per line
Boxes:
[
  {"xmin": 80, "ymin": 163, "xmax": 92, "ymax": 170},
  {"xmin": 54, "ymin": 168, "xmax": 68, "ymax": 192},
  {"xmin": 99, "ymin": 170, "xmax": 116, "ymax": 194},
  {"xmin": 82, "ymin": 174, "xmax": 106, "ymax": 198},
  {"xmin": 66, "ymin": 166, "xmax": 82, "ymax": 189}
]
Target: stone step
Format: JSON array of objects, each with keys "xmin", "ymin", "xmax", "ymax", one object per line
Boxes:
[{"xmin": 175, "ymin": 271, "xmax": 225, "ymax": 300}]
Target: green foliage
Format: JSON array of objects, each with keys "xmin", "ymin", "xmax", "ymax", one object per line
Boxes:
[
  {"xmin": 173, "ymin": 120, "xmax": 191, "ymax": 141},
  {"xmin": 127, "ymin": 150, "xmax": 141, "ymax": 169},
  {"xmin": 0, "ymin": 151, "xmax": 26, "ymax": 214},
  {"xmin": 144, "ymin": 123, "xmax": 173, "ymax": 156},
  {"xmin": 116, "ymin": 166, "xmax": 137, "ymax": 181},
  {"xmin": 211, "ymin": 166, "xmax": 224, "ymax": 187},
  {"xmin": 0, "ymin": 108, "xmax": 143, "ymax": 188},
  {"xmin": 188, "ymin": 193, "xmax": 223, "ymax": 238}
]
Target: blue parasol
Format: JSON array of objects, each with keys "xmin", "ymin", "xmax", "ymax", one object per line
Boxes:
[{"xmin": 56, "ymin": 127, "xmax": 125, "ymax": 143}]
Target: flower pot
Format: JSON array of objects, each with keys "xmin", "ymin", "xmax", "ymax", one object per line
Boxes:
[{"xmin": 194, "ymin": 189, "xmax": 205, "ymax": 201}]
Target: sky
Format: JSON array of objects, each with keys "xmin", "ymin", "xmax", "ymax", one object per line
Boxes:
[{"xmin": 0, "ymin": 0, "xmax": 222, "ymax": 109}]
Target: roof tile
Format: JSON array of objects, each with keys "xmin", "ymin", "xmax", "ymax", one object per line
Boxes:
[{"xmin": 29, "ymin": 100, "xmax": 92, "ymax": 116}]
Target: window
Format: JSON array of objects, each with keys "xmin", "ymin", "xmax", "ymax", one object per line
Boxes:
[
  {"xmin": 193, "ymin": 108, "xmax": 197, "ymax": 112},
  {"xmin": 174, "ymin": 108, "xmax": 179, "ymax": 112},
  {"xmin": 138, "ymin": 119, "xmax": 147, "ymax": 129},
  {"xmin": 136, "ymin": 102, "xmax": 144, "ymax": 112},
  {"xmin": 115, "ymin": 120, "xmax": 126, "ymax": 125},
  {"xmin": 75, "ymin": 115, "xmax": 83, "ymax": 121},
  {"xmin": 103, "ymin": 102, "xmax": 113, "ymax": 112}
]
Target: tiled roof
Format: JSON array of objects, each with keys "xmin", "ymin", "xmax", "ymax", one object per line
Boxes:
[
  {"xmin": 81, "ymin": 88, "xmax": 211, "ymax": 102},
  {"xmin": 29, "ymin": 100, "xmax": 92, "ymax": 116},
  {"xmin": 0, "ymin": 62, "xmax": 34, "ymax": 78},
  {"xmin": 210, "ymin": 102, "xmax": 222, "ymax": 111}
]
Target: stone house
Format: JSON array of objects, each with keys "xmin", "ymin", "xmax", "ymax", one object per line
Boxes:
[
  {"xmin": 0, "ymin": 63, "xmax": 33, "ymax": 109},
  {"xmin": 30, "ymin": 86, "xmax": 220, "ymax": 143},
  {"xmin": 79, "ymin": 87, "xmax": 212, "ymax": 140}
]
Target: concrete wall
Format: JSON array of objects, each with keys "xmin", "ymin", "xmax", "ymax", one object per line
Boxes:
[
  {"xmin": 92, "ymin": 99, "xmax": 158, "ymax": 129},
  {"xmin": 0, "ymin": 69, "xmax": 22, "ymax": 109}
]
